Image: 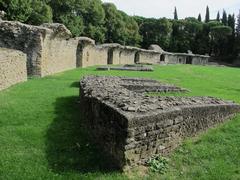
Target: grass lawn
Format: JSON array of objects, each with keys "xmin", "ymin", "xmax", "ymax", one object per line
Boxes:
[{"xmin": 0, "ymin": 65, "xmax": 240, "ymax": 180}]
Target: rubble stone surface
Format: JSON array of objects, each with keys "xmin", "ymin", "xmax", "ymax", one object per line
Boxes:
[{"xmin": 80, "ymin": 75, "xmax": 240, "ymax": 170}]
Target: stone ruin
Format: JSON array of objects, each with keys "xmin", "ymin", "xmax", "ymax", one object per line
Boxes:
[
  {"xmin": 0, "ymin": 48, "xmax": 27, "ymax": 91},
  {"xmin": 0, "ymin": 20, "xmax": 209, "ymax": 75},
  {"xmin": 0, "ymin": 20, "xmax": 210, "ymax": 90},
  {"xmin": 96, "ymin": 64, "xmax": 154, "ymax": 72},
  {"xmin": 80, "ymin": 76, "xmax": 240, "ymax": 171}
]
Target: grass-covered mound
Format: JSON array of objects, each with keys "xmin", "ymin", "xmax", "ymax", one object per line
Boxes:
[{"xmin": 0, "ymin": 65, "xmax": 240, "ymax": 179}]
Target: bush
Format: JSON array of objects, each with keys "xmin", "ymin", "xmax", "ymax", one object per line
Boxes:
[{"xmin": 146, "ymin": 155, "xmax": 169, "ymax": 174}]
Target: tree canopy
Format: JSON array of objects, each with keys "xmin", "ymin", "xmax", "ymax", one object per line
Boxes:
[{"xmin": 0, "ymin": 1, "xmax": 239, "ymax": 62}]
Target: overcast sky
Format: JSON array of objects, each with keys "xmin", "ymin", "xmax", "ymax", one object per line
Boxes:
[{"xmin": 102, "ymin": 0, "xmax": 240, "ymax": 19}]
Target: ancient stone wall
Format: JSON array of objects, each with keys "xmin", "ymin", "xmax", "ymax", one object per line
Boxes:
[
  {"xmin": 0, "ymin": 20, "xmax": 210, "ymax": 79},
  {"xmin": 192, "ymin": 56, "xmax": 209, "ymax": 65},
  {"xmin": 102, "ymin": 44, "xmax": 139, "ymax": 65},
  {"xmin": 79, "ymin": 40, "xmax": 109, "ymax": 68},
  {"xmin": 0, "ymin": 48, "xmax": 27, "ymax": 90},
  {"xmin": 163, "ymin": 52, "xmax": 209, "ymax": 65},
  {"xmin": 0, "ymin": 21, "xmax": 80, "ymax": 77},
  {"xmin": 80, "ymin": 76, "xmax": 240, "ymax": 171},
  {"xmin": 136, "ymin": 50, "xmax": 161, "ymax": 64}
]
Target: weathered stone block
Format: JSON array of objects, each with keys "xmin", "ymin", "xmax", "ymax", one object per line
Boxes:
[{"xmin": 80, "ymin": 76, "xmax": 240, "ymax": 171}]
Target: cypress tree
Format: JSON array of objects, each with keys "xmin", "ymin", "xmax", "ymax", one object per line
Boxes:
[
  {"xmin": 236, "ymin": 11, "xmax": 240, "ymax": 37},
  {"xmin": 197, "ymin": 13, "xmax": 202, "ymax": 22},
  {"xmin": 174, "ymin": 7, "xmax": 178, "ymax": 20},
  {"xmin": 205, "ymin": 6, "xmax": 210, "ymax": 22},
  {"xmin": 216, "ymin": 11, "xmax": 220, "ymax": 21},
  {"xmin": 222, "ymin": 10, "xmax": 228, "ymax": 25}
]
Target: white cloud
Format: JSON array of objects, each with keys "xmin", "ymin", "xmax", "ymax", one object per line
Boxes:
[{"xmin": 102, "ymin": 0, "xmax": 240, "ymax": 19}]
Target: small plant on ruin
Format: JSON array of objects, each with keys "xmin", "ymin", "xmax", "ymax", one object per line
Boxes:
[{"xmin": 146, "ymin": 155, "xmax": 169, "ymax": 174}]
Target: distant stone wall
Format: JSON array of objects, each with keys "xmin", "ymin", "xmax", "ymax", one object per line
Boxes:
[
  {"xmin": 102, "ymin": 44, "xmax": 138, "ymax": 65},
  {"xmin": 136, "ymin": 50, "xmax": 161, "ymax": 64},
  {"xmin": 79, "ymin": 41, "xmax": 109, "ymax": 68},
  {"xmin": 0, "ymin": 48, "xmax": 27, "ymax": 90},
  {"xmin": 0, "ymin": 20, "xmax": 210, "ymax": 79},
  {"xmin": 80, "ymin": 76, "xmax": 240, "ymax": 170},
  {"xmin": 163, "ymin": 52, "xmax": 209, "ymax": 65}
]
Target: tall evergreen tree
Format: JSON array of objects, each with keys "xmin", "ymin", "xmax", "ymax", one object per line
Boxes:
[
  {"xmin": 198, "ymin": 13, "xmax": 202, "ymax": 22},
  {"xmin": 205, "ymin": 6, "xmax": 210, "ymax": 22},
  {"xmin": 222, "ymin": 10, "xmax": 228, "ymax": 25},
  {"xmin": 235, "ymin": 11, "xmax": 240, "ymax": 56},
  {"xmin": 216, "ymin": 11, "xmax": 220, "ymax": 21},
  {"xmin": 236, "ymin": 11, "xmax": 240, "ymax": 37},
  {"xmin": 174, "ymin": 7, "xmax": 178, "ymax": 20}
]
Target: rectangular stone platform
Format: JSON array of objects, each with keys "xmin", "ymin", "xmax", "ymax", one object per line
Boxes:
[{"xmin": 80, "ymin": 76, "xmax": 240, "ymax": 171}]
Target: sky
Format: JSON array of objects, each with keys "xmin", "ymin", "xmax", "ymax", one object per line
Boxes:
[{"xmin": 102, "ymin": 0, "xmax": 240, "ymax": 19}]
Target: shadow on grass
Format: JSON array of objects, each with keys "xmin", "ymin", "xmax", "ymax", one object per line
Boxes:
[
  {"xmin": 46, "ymin": 96, "xmax": 116, "ymax": 174},
  {"xmin": 70, "ymin": 82, "xmax": 80, "ymax": 88}
]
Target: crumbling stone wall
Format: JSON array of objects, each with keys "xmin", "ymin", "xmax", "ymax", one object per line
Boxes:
[
  {"xmin": 0, "ymin": 20, "xmax": 210, "ymax": 78},
  {"xmin": 0, "ymin": 21, "xmax": 80, "ymax": 77},
  {"xmin": 0, "ymin": 48, "xmax": 27, "ymax": 90},
  {"xmin": 103, "ymin": 44, "xmax": 138, "ymax": 65},
  {"xmin": 80, "ymin": 76, "xmax": 240, "ymax": 171},
  {"xmin": 163, "ymin": 52, "xmax": 209, "ymax": 65},
  {"xmin": 136, "ymin": 50, "xmax": 161, "ymax": 64},
  {"xmin": 192, "ymin": 56, "xmax": 209, "ymax": 65},
  {"xmin": 78, "ymin": 39, "xmax": 109, "ymax": 68}
]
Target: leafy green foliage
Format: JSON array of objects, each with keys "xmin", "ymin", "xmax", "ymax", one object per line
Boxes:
[
  {"xmin": 136, "ymin": 17, "xmax": 172, "ymax": 49},
  {"xmin": 59, "ymin": 13, "xmax": 84, "ymax": 37},
  {"xmin": 147, "ymin": 155, "xmax": 169, "ymax": 174},
  {"xmin": 27, "ymin": 1, "xmax": 53, "ymax": 25},
  {"xmin": 0, "ymin": 0, "xmax": 32, "ymax": 22},
  {"xmin": 0, "ymin": 0, "xmax": 52, "ymax": 24}
]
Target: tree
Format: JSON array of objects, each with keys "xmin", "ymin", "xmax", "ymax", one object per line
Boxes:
[
  {"xmin": 119, "ymin": 11, "xmax": 142, "ymax": 46},
  {"xmin": 49, "ymin": 0, "xmax": 106, "ymax": 41},
  {"xmin": 235, "ymin": 11, "xmax": 240, "ymax": 55},
  {"xmin": 227, "ymin": 14, "xmax": 236, "ymax": 56},
  {"xmin": 0, "ymin": 0, "xmax": 32, "ymax": 22},
  {"xmin": 135, "ymin": 16, "xmax": 172, "ymax": 49},
  {"xmin": 103, "ymin": 3, "xmax": 125, "ymax": 44},
  {"xmin": 210, "ymin": 24, "xmax": 232, "ymax": 56},
  {"xmin": 222, "ymin": 10, "xmax": 228, "ymax": 25},
  {"xmin": 27, "ymin": 0, "xmax": 52, "ymax": 25},
  {"xmin": 197, "ymin": 14, "xmax": 202, "ymax": 22},
  {"xmin": 236, "ymin": 11, "xmax": 240, "ymax": 37},
  {"xmin": 205, "ymin": 6, "xmax": 210, "ymax": 22},
  {"xmin": 59, "ymin": 13, "xmax": 84, "ymax": 37},
  {"xmin": 174, "ymin": 7, "xmax": 178, "ymax": 20},
  {"xmin": 216, "ymin": 11, "xmax": 220, "ymax": 21}
]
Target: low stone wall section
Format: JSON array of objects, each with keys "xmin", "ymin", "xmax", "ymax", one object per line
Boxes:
[
  {"xmin": 0, "ymin": 21, "xmax": 81, "ymax": 77},
  {"xmin": 102, "ymin": 44, "xmax": 139, "ymax": 65},
  {"xmin": 0, "ymin": 48, "xmax": 27, "ymax": 90},
  {"xmin": 80, "ymin": 76, "xmax": 240, "ymax": 170},
  {"xmin": 136, "ymin": 50, "xmax": 161, "ymax": 64},
  {"xmin": 79, "ymin": 40, "xmax": 108, "ymax": 68}
]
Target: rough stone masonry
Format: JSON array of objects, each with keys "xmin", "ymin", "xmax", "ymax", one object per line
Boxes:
[{"xmin": 80, "ymin": 76, "xmax": 240, "ymax": 171}]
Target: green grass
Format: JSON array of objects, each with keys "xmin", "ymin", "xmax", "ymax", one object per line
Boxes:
[{"xmin": 0, "ymin": 65, "xmax": 240, "ymax": 179}]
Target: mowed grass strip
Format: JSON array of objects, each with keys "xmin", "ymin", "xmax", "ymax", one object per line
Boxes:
[{"xmin": 0, "ymin": 65, "xmax": 240, "ymax": 179}]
